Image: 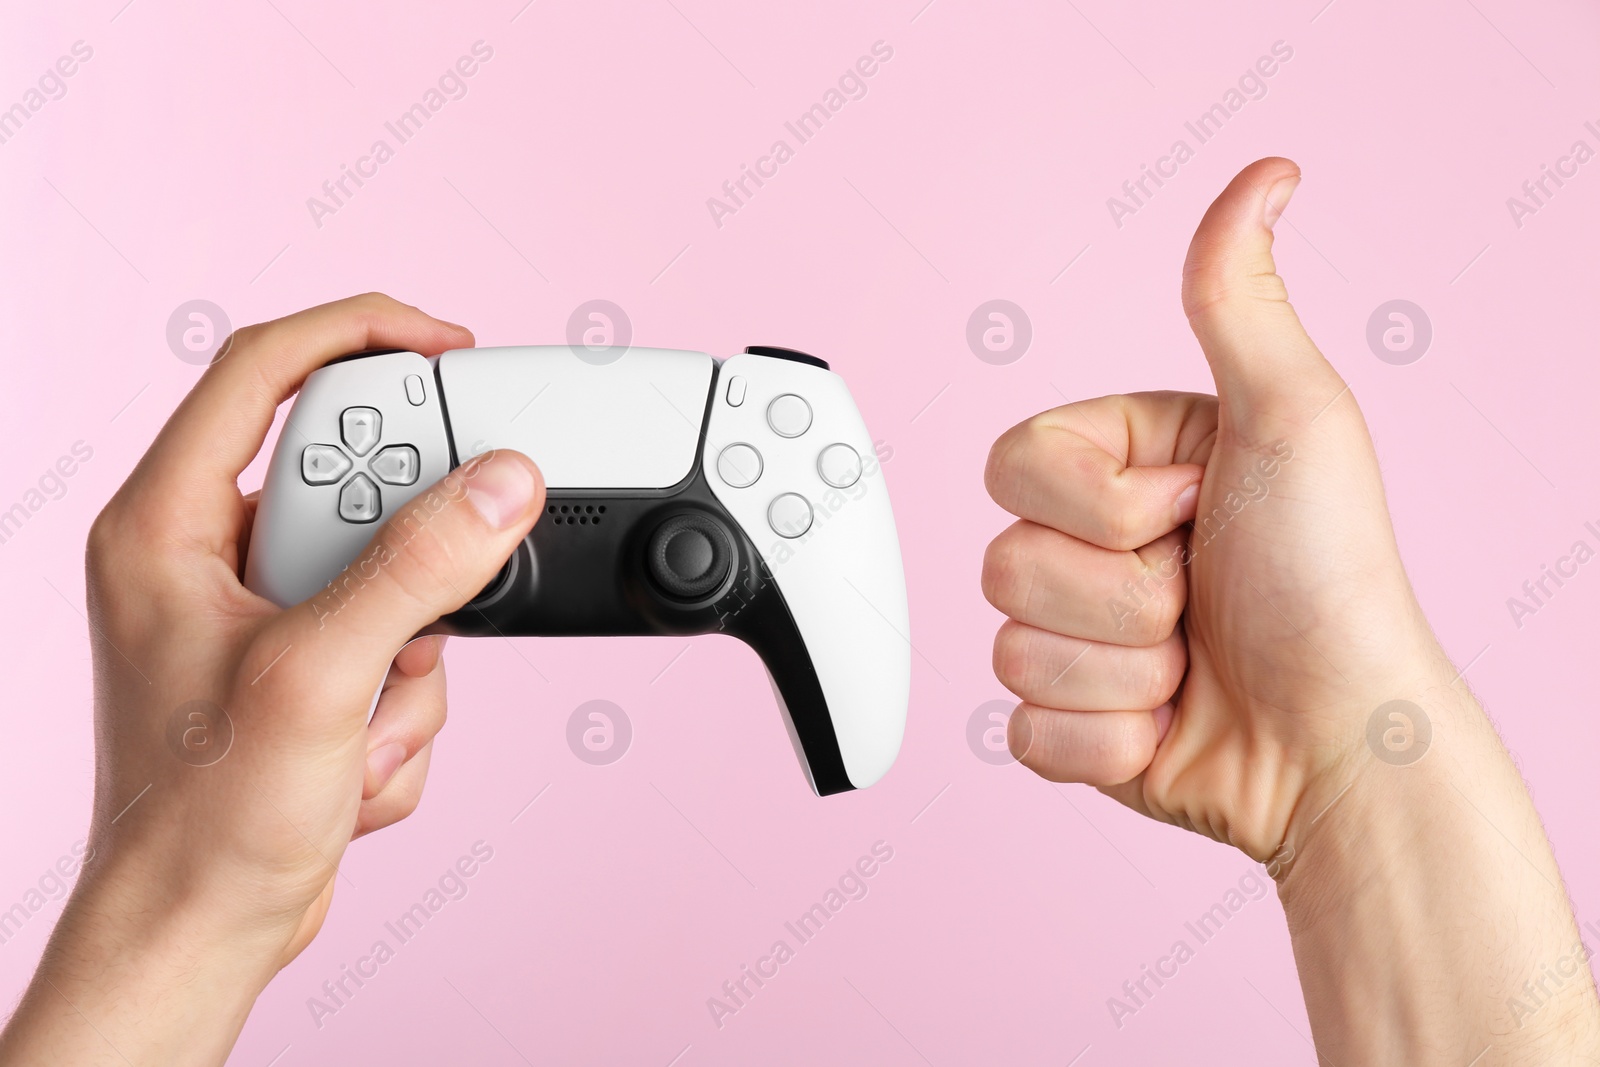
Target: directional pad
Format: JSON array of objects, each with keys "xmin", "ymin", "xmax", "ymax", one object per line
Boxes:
[
  {"xmin": 341, "ymin": 407, "xmax": 382, "ymax": 456},
  {"xmin": 339, "ymin": 474, "xmax": 382, "ymax": 523},
  {"xmin": 301, "ymin": 444, "xmax": 352, "ymax": 485},
  {"xmin": 371, "ymin": 445, "xmax": 420, "ymax": 486},
  {"xmin": 303, "ymin": 404, "xmax": 426, "ymax": 525}
]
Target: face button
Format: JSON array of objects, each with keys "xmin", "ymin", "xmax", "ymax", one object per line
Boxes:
[
  {"xmin": 301, "ymin": 444, "xmax": 352, "ymax": 486},
  {"xmin": 404, "ymin": 374, "xmax": 427, "ymax": 406},
  {"xmin": 726, "ymin": 375, "xmax": 747, "ymax": 406},
  {"xmin": 339, "ymin": 473, "xmax": 382, "ymax": 523},
  {"xmin": 646, "ymin": 513, "xmax": 735, "ymax": 600},
  {"xmin": 767, "ymin": 394, "xmax": 812, "ymax": 438},
  {"xmin": 370, "ymin": 445, "xmax": 420, "ymax": 486},
  {"xmin": 767, "ymin": 492, "xmax": 813, "ymax": 538},
  {"xmin": 341, "ymin": 407, "xmax": 382, "ymax": 456},
  {"xmin": 716, "ymin": 443, "xmax": 763, "ymax": 488},
  {"xmin": 817, "ymin": 443, "xmax": 862, "ymax": 488}
]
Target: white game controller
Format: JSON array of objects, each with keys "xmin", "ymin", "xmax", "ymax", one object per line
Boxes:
[{"xmin": 245, "ymin": 344, "xmax": 909, "ymax": 795}]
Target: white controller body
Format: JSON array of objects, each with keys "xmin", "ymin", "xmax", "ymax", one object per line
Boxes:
[{"xmin": 246, "ymin": 345, "xmax": 909, "ymax": 794}]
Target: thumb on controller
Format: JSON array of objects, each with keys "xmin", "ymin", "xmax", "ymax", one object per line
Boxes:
[{"xmin": 274, "ymin": 450, "xmax": 544, "ymax": 689}]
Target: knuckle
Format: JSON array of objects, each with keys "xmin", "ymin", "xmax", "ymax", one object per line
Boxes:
[
  {"xmin": 1118, "ymin": 565, "xmax": 1182, "ymax": 645},
  {"xmin": 1092, "ymin": 506, "xmax": 1135, "ymax": 552},
  {"xmin": 991, "ymin": 622, "xmax": 1032, "ymax": 694},
  {"xmin": 85, "ymin": 504, "xmax": 122, "ymax": 571},
  {"xmin": 86, "ymin": 497, "xmax": 171, "ymax": 580},
  {"xmin": 405, "ymin": 685, "xmax": 449, "ymax": 742},
  {"xmin": 980, "ymin": 531, "xmax": 1032, "ymax": 615},
  {"xmin": 983, "ymin": 425, "xmax": 1028, "ymax": 509},
  {"xmin": 223, "ymin": 321, "xmax": 259, "ymax": 352},
  {"xmin": 1073, "ymin": 469, "xmax": 1141, "ymax": 550},
  {"xmin": 1127, "ymin": 648, "xmax": 1178, "ymax": 708},
  {"xmin": 1245, "ymin": 269, "xmax": 1290, "ymax": 303},
  {"xmin": 355, "ymin": 291, "xmax": 407, "ymax": 324},
  {"xmin": 1103, "ymin": 719, "xmax": 1151, "ymax": 783},
  {"xmin": 387, "ymin": 785, "xmax": 423, "ymax": 822},
  {"xmin": 985, "ymin": 417, "xmax": 1055, "ymax": 518},
  {"xmin": 1122, "ymin": 602, "xmax": 1167, "ymax": 646},
  {"xmin": 1180, "ymin": 264, "xmax": 1229, "ymax": 319},
  {"xmin": 1183, "ymin": 274, "xmax": 1289, "ymax": 327},
  {"xmin": 979, "ymin": 539, "xmax": 1009, "ymax": 610},
  {"xmin": 1151, "ymin": 579, "xmax": 1186, "ymax": 638},
  {"xmin": 1089, "ymin": 481, "xmax": 1146, "ymax": 551},
  {"xmin": 210, "ymin": 322, "xmax": 261, "ymax": 368},
  {"xmin": 1149, "ymin": 597, "xmax": 1183, "ymax": 643}
]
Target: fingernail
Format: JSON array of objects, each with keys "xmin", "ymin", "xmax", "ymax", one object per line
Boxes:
[
  {"xmin": 397, "ymin": 634, "xmax": 446, "ymax": 675},
  {"xmin": 366, "ymin": 742, "xmax": 407, "ymax": 793},
  {"xmin": 466, "ymin": 454, "xmax": 536, "ymax": 530},
  {"xmin": 1173, "ymin": 482, "xmax": 1200, "ymax": 525},
  {"xmin": 440, "ymin": 319, "xmax": 471, "ymax": 335},
  {"xmin": 1008, "ymin": 706, "xmax": 1033, "ymax": 762},
  {"xmin": 1263, "ymin": 175, "xmax": 1300, "ymax": 229}
]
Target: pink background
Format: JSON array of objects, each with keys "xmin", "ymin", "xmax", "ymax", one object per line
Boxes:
[{"xmin": 4, "ymin": 0, "xmax": 1599, "ymax": 1063}]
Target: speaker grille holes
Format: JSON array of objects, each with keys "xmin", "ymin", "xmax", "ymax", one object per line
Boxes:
[{"xmin": 547, "ymin": 503, "xmax": 602, "ymax": 527}]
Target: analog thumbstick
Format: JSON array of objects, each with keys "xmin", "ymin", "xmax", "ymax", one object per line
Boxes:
[{"xmin": 647, "ymin": 513, "xmax": 734, "ymax": 600}]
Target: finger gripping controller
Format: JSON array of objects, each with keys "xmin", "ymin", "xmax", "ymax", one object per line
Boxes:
[{"xmin": 244, "ymin": 345, "xmax": 909, "ymax": 795}]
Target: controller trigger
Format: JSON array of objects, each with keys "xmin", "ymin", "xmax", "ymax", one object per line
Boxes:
[{"xmin": 743, "ymin": 345, "xmax": 829, "ymax": 370}]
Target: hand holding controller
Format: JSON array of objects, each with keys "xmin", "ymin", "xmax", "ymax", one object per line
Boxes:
[
  {"xmin": 0, "ymin": 296, "xmax": 552, "ymax": 1065},
  {"xmin": 245, "ymin": 343, "xmax": 910, "ymax": 794}
]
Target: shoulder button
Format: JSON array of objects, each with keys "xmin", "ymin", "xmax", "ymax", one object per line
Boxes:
[{"xmin": 744, "ymin": 346, "xmax": 829, "ymax": 371}]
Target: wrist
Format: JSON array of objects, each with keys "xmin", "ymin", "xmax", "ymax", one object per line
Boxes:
[
  {"xmin": 1262, "ymin": 624, "xmax": 1470, "ymax": 868},
  {"xmin": 0, "ymin": 858, "xmax": 284, "ymax": 1066},
  {"xmin": 79, "ymin": 833, "xmax": 296, "ymax": 969},
  {"xmin": 1274, "ymin": 678, "xmax": 1600, "ymax": 1063},
  {"xmin": 1273, "ymin": 668, "xmax": 1486, "ymax": 899}
]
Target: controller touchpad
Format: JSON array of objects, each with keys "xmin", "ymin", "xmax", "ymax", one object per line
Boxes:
[{"xmin": 437, "ymin": 346, "xmax": 715, "ymax": 489}]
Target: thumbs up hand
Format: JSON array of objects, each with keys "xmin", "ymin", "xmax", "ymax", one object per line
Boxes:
[
  {"xmin": 984, "ymin": 158, "xmax": 1600, "ymax": 1061},
  {"xmin": 984, "ymin": 158, "xmax": 1443, "ymax": 860}
]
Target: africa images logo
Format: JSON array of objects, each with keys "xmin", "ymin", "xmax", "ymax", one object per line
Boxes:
[
  {"xmin": 305, "ymin": 41, "xmax": 495, "ymax": 229},
  {"xmin": 1104, "ymin": 41, "xmax": 1294, "ymax": 229},
  {"xmin": 706, "ymin": 841, "xmax": 895, "ymax": 1029},
  {"xmin": 705, "ymin": 41, "xmax": 895, "ymax": 229}
]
